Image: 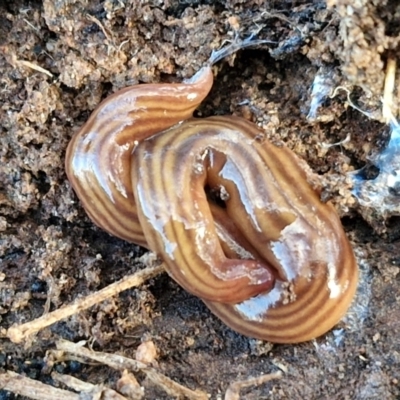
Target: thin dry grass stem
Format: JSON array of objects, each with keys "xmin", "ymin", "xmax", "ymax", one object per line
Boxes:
[
  {"xmin": 17, "ymin": 59, "xmax": 53, "ymax": 77},
  {"xmin": 382, "ymin": 57, "xmax": 396, "ymax": 122},
  {"xmin": 55, "ymin": 340, "xmax": 209, "ymax": 400},
  {"xmin": 330, "ymin": 85, "xmax": 374, "ymax": 119},
  {"xmin": 224, "ymin": 371, "xmax": 283, "ymax": 400},
  {"xmin": 7, "ymin": 262, "xmax": 164, "ymax": 344},
  {"xmin": 87, "ymin": 14, "xmax": 112, "ymax": 40},
  {"xmin": 23, "ymin": 18, "xmax": 40, "ymax": 32},
  {"xmin": 0, "ymin": 371, "xmax": 80, "ymax": 400},
  {"xmin": 86, "ymin": 14, "xmax": 117, "ymax": 51}
]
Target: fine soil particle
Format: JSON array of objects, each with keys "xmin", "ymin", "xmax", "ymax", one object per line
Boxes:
[{"xmin": 1, "ymin": 0, "xmax": 400, "ymax": 399}]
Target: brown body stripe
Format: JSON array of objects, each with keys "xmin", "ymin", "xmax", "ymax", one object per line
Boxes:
[{"xmin": 65, "ymin": 62, "xmax": 358, "ymax": 343}]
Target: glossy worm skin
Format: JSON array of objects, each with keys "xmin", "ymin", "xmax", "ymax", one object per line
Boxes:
[
  {"xmin": 66, "ymin": 64, "xmax": 358, "ymax": 343},
  {"xmin": 66, "ymin": 67, "xmax": 213, "ymax": 248}
]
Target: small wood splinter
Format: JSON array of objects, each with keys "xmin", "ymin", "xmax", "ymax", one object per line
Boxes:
[{"xmin": 224, "ymin": 371, "xmax": 283, "ymax": 400}]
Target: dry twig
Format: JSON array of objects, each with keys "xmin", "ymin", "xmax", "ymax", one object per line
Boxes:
[
  {"xmin": 52, "ymin": 372, "xmax": 130, "ymax": 400},
  {"xmin": 0, "ymin": 371, "xmax": 80, "ymax": 400},
  {"xmin": 7, "ymin": 263, "xmax": 164, "ymax": 344},
  {"xmin": 54, "ymin": 339, "xmax": 209, "ymax": 400},
  {"xmin": 224, "ymin": 371, "xmax": 283, "ymax": 400}
]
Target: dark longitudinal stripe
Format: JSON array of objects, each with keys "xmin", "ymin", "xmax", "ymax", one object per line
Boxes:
[
  {"xmin": 66, "ymin": 66, "xmax": 214, "ymax": 245},
  {"xmin": 206, "ymin": 237, "xmax": 357, "ymax": 343},
  {"xmin": 145, "ymin": 117, "xmax": 357, "ymax": 342},
  {"xmin": 133, "ymin": 124, "xmax": 269, "ymax": 301},
  {"xmin": 66, "ymin": 63, "xmax": 358, "ymax": 343}
]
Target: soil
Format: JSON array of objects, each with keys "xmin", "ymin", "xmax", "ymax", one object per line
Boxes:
[{"xmin": 1, "ymin": 0, "xmax": 400, "ymax": 399}]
